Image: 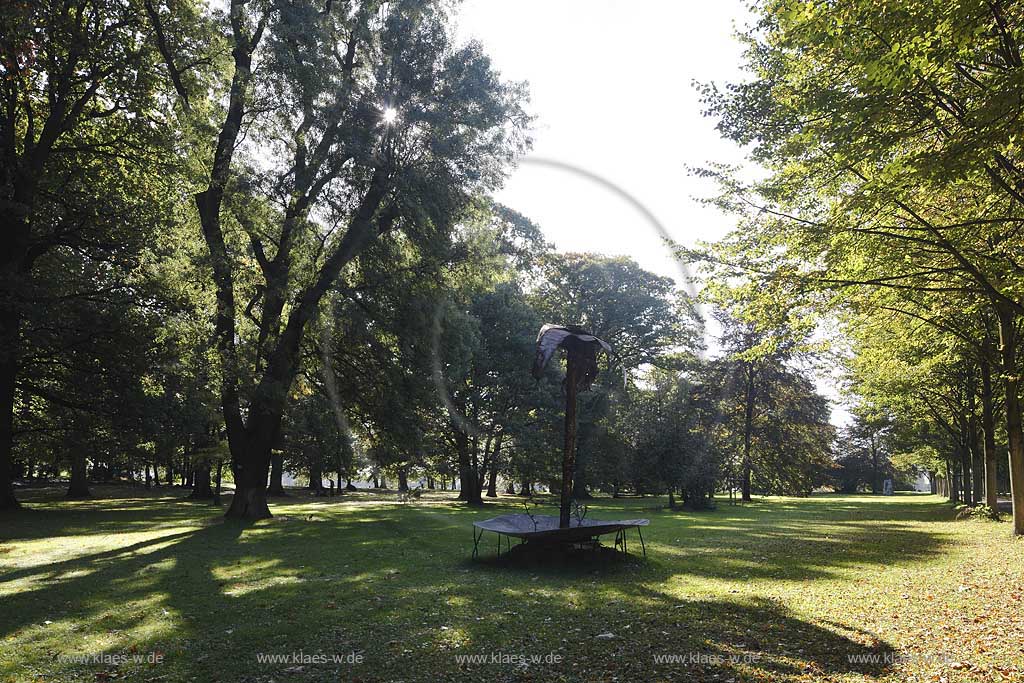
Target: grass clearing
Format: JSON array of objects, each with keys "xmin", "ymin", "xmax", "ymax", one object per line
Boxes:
[{"xmin": 1, "ymin": 489, "xmax": 1022, "ymax": 682}]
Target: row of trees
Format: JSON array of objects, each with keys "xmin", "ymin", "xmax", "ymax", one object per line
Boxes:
[
  {"xmin": 691, "ymin": 0, "xmax": 1024, "ymax": 533},
  {"xmin": 0, "ymin": 0, "xmax": 529, "ymax": 517},
  {"xmin": 0, "ymin": 0, "xmax": 860, "ymax": 521}
]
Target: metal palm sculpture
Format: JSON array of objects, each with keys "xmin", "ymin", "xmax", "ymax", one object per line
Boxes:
[{"xmin": 532, "ymin": 324, "xmax": 615, "ymax": 529}]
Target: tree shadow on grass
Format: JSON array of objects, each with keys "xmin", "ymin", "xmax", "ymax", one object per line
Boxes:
[
  {"xmin": 0, "ymin": 494, "xmax": 937, "ymax": 682},
  {"xmin": 0, "ymin": 485, "xmax": 226, "ymax": 541}
]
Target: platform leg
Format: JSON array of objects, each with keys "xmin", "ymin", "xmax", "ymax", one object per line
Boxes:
[{"xmin": 472, "ymin": 527, "xmax": 483, "ymax": 560}]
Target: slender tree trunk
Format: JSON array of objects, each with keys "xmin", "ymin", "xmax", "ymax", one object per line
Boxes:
[
  {"xmin": 947, "ymin": 461, "xmax": 958, "ymax": 503},
  {"xmin": 485, "ymin": 432, "xmax": 503, "ymax": 498},
  {"xmin": 572, "ymin": 444, "xmax": 592, "ymax": 500},
  {"xmin": 955, "ymin": 420, "xmax": 973, "ymax": 506},
  {"xmin": 969, "ymin": 417, "xmax": 984, "ymax": 507},
  {"xmin": 477, "ymin": 434, "xmax": 492, "ymax": 492},
  {"xmin": 869, "ymin": 432, "xmax": 880, "ymax": 494},
  {"xmin": 486, "ymin": 463, "xmax": 498, "ymax": 498},
  {"xmin": 997, "ymin": 305, "xmax": 1024, "ymax": 535},
  {"xmin": 213, "ymin": 461, "xmax": 224, "ymax": 506},
  {"xmin": 741, "ymin": 363, "xmax": 755, "ymax": 502},
  {"xmin": 980, "ymin": 356, "xmax": 999, "ymax": 510},
  {"xmin": 182, "ymin": 445, "xmax": 192, "ymax": 487},
  {"xmin": 560, "ymin": 352, "xmax": 580, "ymax": 528},
  {"xmin": 267, "ymin": 450, "xmax": 287, "ymax": 496}
]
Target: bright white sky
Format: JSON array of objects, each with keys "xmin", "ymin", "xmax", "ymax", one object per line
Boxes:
[
  {"xmin": 455, "ymin": 2, "xmax": 851, "ymax": 426},
  {"xmin": 455, "ymin": 0, "xmax": 751, "ymax": 287}
]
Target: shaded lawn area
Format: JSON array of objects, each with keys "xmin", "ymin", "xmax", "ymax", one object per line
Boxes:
[{"xmin": 1, "ymin": 489, "xmax": 1022, "ymax": 682}]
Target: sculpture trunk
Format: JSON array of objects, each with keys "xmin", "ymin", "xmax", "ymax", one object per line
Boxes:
[{"xmin": 560, "ymin": 352, "xmax": 580, "ymax": 529}]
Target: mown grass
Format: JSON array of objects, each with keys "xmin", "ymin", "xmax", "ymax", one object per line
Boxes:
[{"xmin": 1, "ymin": 488, "xmax": 1022, "ymax": 682}]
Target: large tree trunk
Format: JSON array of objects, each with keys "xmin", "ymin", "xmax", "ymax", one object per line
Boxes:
[
  {"xmin": 224, "ymin": 416, "xmax": 275, "ymax": 519},
  {"xmin": 0, "ymin": 146, "xmax": 38, "ymax": 512},
  {"xmin": 980, "ymin": 355, "xmax": 999, "ymax": 510},
  {"xmin": 456, "ymin": 430, "xmax": 482, "ymax": 506},
  {"xmin": 190, "ymin": 463, "xmax": 213, "ymax": 499},
  {"xmin": 66, "ymin": 451, "xmax": 91, "ymax": 499},
  {"xmin": 309, "ymin": 457, "xmax": 323, "ymax": 492},
  {"xmin": 0, "ymin": 307, "xmax": 19, "ymax": 510},
  {"xmin": 0, "ymin": 323, "xmax": 16, "ymax": 509},
  {"xmin": 225, "ymin": 444, "xmax": 272, "ymax": 519},
  {"xmin": 997, "ymin": 305, "xmax": 1024, "ymax": 535},
  {"xmin": 397, "ymin": 466, "xmax": 409, "ymax": 492}
]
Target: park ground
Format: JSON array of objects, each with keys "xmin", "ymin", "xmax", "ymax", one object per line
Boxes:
[{"xmin": 1, "ymin": 489, "xmax": 1022, "ymax": 683}]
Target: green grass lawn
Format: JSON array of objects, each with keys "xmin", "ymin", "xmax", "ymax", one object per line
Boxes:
[{"xmin": 1, "ymin": 488, "xmax": 1022, "ymax": 683}]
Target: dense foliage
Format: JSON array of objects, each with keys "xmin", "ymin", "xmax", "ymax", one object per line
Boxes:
[
  {"xmin": 2, "ymin": 0, "xmax": 952, "ymax": 523},
  {"xmin": 690, "ymin": 0, "xmax": 1024, "ymax": 531}
]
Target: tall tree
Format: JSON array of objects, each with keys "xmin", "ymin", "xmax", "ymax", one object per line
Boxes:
[
  {"xmin": 696, "ymin": 0, "xmax": 1024, "ymax": 533},
  {"xmin": 0, "ymin": 0, "xmax": 195, "ymax": 508},
  {"xmin": 181, "ymin": 0, "xmax": 528, "ymax": 518}
]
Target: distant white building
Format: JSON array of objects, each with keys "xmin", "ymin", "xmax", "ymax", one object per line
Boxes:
[{"xmin": 912, "ymin": 471, "xmax": 932, "ymax": 493}]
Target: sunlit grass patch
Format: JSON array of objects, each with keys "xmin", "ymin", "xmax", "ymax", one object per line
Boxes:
[{"xmin": 1, "ymin": 488, "xmax": 1020, "ymax": 682}]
